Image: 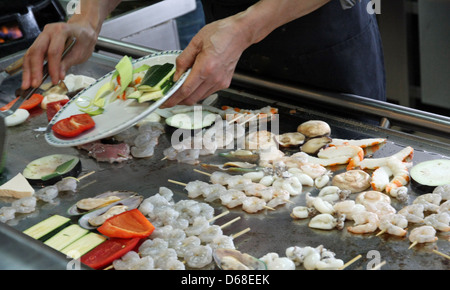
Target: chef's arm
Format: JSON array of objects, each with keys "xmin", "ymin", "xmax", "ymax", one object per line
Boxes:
[
  {"xmin": 238, "ymin": 0, "xmax": 331, "ymax": 45},
  {"xmin": 21, "ymin": 0, "xmax": 122, "ymax": 90},
  {"xmin": 167, "ymin": 0, "xmax": 331, "ymax": 107}
]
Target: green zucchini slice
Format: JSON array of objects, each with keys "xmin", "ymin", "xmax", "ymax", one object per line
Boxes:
[
  {"xmin": 23, "ymin": 215, "xmax": 71, "ymax": 241},
  {"xmin": 61, "ymin": 232, "xmax": 107, "ymax": 259},
  {"xmin": 44, "ymin": 224, "xmax": 89, "ymax": 251}
]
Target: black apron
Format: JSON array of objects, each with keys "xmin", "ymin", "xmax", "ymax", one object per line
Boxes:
[{"xmin": 201, "ymin": 0, "xmax": 386, "ymax": 101}]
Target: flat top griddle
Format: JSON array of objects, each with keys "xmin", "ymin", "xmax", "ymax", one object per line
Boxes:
[{"xmin": 0, "ymin": 50, "xmax": 449, "ymax": 270}]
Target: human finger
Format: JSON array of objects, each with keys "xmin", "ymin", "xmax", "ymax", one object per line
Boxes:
[{"xmin": 26, "ymin": 33, "xmax": 51, "ymax": 89}]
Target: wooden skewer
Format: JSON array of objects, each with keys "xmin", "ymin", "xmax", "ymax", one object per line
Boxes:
[
  {"xmin": 227, "ymin": 114, "xmax": 245, "ymax": 125},
  {"xmin": 220, "ymin": 216, "xmax": 241, "ymax": 229},
  {"xmin": 338, "ymin": 254, "xmax": 362, "ymax": 270},
  {"xmin": 208, "ymin": 210, "xmax": 230, "ymax": 223},
  {"xmin": 408, "ymin": 241, "xmax": 418, "ymax": 250},
  {"xmin": 433, "ymin": 249, "xmax": 450, "ymax": 260},
  {"xmin": 264, "ymin": 205, "xmax": 275, "ymax": 211},
  {"xmin": 232, "ymin": 227, "xmax": 250, "ymax": 239},
  {"xmin": 193, "ymin": 169, "xmax": 212, "ymax": 176},
  {"xmin": 161, "ymin": 156, "xmax": 168, "ymax": 161},
  {"xmin": 168, "ymin": 179, "xmax": 187, "ymax": 187},
  {"xmin": 77, "ymin": 170, "xmax": 96, "ymax": 181},
  {"xmin": 376, "ymin": 229, "xmax": 386, "ymax": 236},
  {"xmin": 239, "ymin": 113, "xmax": 259, "ymax": 125},
  {"xmin": 370, "ymin": 260, "xmax": 386, "ymax": 270},
  {"xmin": 103, "ymin": 265, "xmax": 114, "ymax": 270}
]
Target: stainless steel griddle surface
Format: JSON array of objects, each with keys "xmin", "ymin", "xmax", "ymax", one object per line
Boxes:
[{"xmin": 0, "ymin": 52, "xmax": 449, "ymax": 270}]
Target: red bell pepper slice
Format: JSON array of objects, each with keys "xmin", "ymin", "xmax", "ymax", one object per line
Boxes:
[
  {"xmin": 52, "ymin": 113, "xmax": 95, "ymax": 138},
  {"xmin": 0, "ymin": 93, "xmax": 44, "ymax": 111},
  {"xmin": 46, "ymin": 99, "xmax": 69, "ymax": 121},
  {"xmin": 97, "ymin": 209, "xmax": 155, "ymax": 239},
  {"xmin": 81, "ymin": 237, "xmax": 141, "ymax": 270}
]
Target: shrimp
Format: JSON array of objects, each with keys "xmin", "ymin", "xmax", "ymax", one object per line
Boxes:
[
  {"xmin": 202, "ymin": 184, "xmax": 227, "ymax": 202},
  {"xmin": 242, "ymin": 196, "xmax": 267, "ymax": 213},
  {"xmin": 398, "ymin": 204, "xmax": 425, "ymax": 224},
  {"xmin": 424, "ymin": 212, "xmax": 450, "ymax": 232},
  {"xmin": 174, "ymin": 236, "xmax": 201, "ymax": 258},
  {"xmin": 113, "ymin": 251, "xmax": 154, "ymax": 270},
  {"xmin": 11, "ymin": 196, "xmax": 37, "ymax": 214},
  {"xmin": 242, "ymin": 182, "xmax": 267, "ymax": 197},
  {"xmin": 433, "ymin": 184, "xmax": 450, "ymax": 201},
  {"xmin": 366, "ymin": 201, "xmax": 397, "ymax": 218},
  {"xmin": 384, "ymin": 158, "xmax": 410, "ymax": 197},
  {"xmin": 305, "ymin": 193, "xmax": 335, "ymax": 214},
  {"xmin": 259, "ymin": 253, "xmax": 296, "ymax": 270},
  {"xmin": 259, "ymin": 175, "xmax": 275, "ymax": 187},
  {"xmin": 184, "ymin": 217, "xmax": 210, "ymax": 237},
  {"xmin": 288, "ymin": 168, "xmax": 315, "ymax": 186},
  {"xmin": 347, "ymin": 211, "xmax": 379, "ymax": 234},
  {"xmin": 219, "ymin": 189, "xmax": 246, "ymax": 208},
  {"xmin": 210, "ymin": 234, "xmax": 236, "ymax": 250},
  {"xmin": 0, "ymin": 207, "xmax": 16, "ymax": 223},
  {"xmin": 184, "ymin": 245, "xmax": 213, "ymax": 269},
  {"xmin": 210, "ymin": 171, "xmax": 231, "ymax": 185},
  {"xmin": 333, "ymin": 200, "xmax": 366, "ymax": 221},
  {"xmin": 198, "ymin": 225, "xmax": 223, "ymax": 243},
  {"xmin": 378, "ymin": 213, "xmax": 408, "ymax": 236},
  {"xmin": 272, "ymin": 176, "xmax": 303, "ymax": 196},
  {"xmin": 438, "ymin": 200, "xmax": 450, "ymax": 214},
  {"xmin": 413, "ymin": 193, "xmax": 442, "ymax": 212},
  {"xmin": 298, "ymin": 163, "xmax": 328, "ymax": 179},
  {"xmin": 408, "ymin": 225, "xmax": 437, "ymax": 244},
  {"xmin": 267, "ymin": 189, "xmax": 290, "ymax": 208},
  {"xmin": 309, "ymin": 213, "xmax": 338, "ymax": 230},
  {"xmin": 291, "ymin": 206, "xmax": 315, "ymax": 219},
  {"xmin": 227, "ymin": 175, "xmax": 253, "ymax": 189},
  {"xmin": 185, "ymin": 180, "xmax": 210, "ymax": 198},
  {"xmin": 318, "ymin": 186, "xmax": 350, "ymax": 203}
]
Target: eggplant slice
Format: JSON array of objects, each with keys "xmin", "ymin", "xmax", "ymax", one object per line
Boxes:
[{"xmin": 22, "ymin": 154, "xmax": 82, "ymax": 186}]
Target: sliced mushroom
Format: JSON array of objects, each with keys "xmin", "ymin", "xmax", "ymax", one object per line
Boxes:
[
  {"xmin": 42, "ymin": 81, "xmax": 69, "ymax": 96},
  {"xmin": 300, "ymin": 136, "xmax": 332, "ymax": 155},
  {"xmin": 297, "ymin": 120, "xmax": 331, "ymax": 138},
  {"xmin": 275, "ymin": 132, "xmax": 305, "ymax": 147},
  {"xmin": 332, "ymin": 170, "xmax": 371, "ymax": 193}
]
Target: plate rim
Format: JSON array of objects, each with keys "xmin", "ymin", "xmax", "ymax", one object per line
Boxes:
[{"xmin": 45, "ymin": 50, "xmax": 190, "ymax": 147}]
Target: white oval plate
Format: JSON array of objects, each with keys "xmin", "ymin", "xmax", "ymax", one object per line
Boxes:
[{"xmin": 45, "ymin": 51, "xmax": 190, "ymax": 147}]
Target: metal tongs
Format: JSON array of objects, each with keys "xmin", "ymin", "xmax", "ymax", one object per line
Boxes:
[{"xmin": 0, "ymin": 37, "xmax": 76, "ymax": 174}]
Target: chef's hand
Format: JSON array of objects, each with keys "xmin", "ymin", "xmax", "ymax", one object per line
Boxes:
[
  {"xmin": 162, "ymin": 15, "xmax": 252, "ymax": 108},
  {"xmin": 21, "ymin": 21, "xmax": 98, "ymax": 90},
  {"xmin": 21, "ymin": 0, "xmax": 122, "ymax": 90}
]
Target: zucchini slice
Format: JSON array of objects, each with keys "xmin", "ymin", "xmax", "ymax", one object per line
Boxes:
[
  {"xmin": 166, "ymin": 111, "xmax": 219, "ymax": 130},
  {"xmin": 410, "ymin": 159, "xmax": 450, "ymax": 192},
  {"xmin": 23, "ymin": 215, "xmax": 71, "ymax": 241},
  {"xmin": 22, "ymin": 154, "xmax": 82, "ymax": 186},
  {"xmin": 115, "ymin": 55, "xmax": 133, "ymax": 94},
  {"xmin": 44, "ymin": 224, "xmax": 89, "ymax": 251},
  {"xmin": 61, "ymin": 232, "xmax": 107, "ymax": 259},
  {"xmin": 138, "ymin": 63, "xmax": 175, "ymax": 92}
]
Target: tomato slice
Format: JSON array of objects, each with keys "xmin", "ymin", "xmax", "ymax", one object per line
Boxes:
[
  {"xmin": 46, "ymin": 99, "xmax": 69, "ymax": 121},
  {"xmin": 80, "ymin": 237, "xmax": 141, "ymax": 270},
  {"xmin": 97, "ymin": 209, "xmax": 155, "ymax": 239},
  {"xmin": 52, "ymin": 113, "xmax": 95, "ymax": 138},
  {"xmin": 0, "ymin": 94, "xmax": 44, "ymax": 111}
]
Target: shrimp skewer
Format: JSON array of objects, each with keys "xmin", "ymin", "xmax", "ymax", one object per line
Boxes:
[
  {"xmin": 347, "ymin": 211, "xmax": 380, "ymax": 234},
  {"xmin": 408, "ymin": 225, "xmax": 438, "ymax": 249},
  {"xmin": 376, "ymin": 213, "xmax": 408, "ymax": 237}
]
